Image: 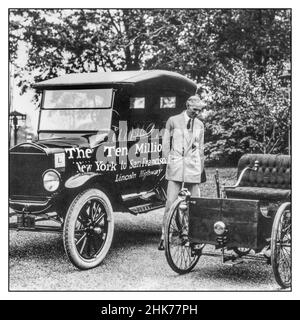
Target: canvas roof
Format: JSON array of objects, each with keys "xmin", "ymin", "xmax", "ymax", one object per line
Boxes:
[{"xmin": 33, "ymin": 70, "xmax": 197, "ymax": 93}]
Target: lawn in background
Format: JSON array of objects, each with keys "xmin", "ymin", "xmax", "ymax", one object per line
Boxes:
[{"xmin": 200, "ymin": 167, "xmax": 237, "ymax": 198}]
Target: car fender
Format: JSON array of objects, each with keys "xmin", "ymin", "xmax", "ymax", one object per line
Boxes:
[{"xmin": 65, "ymin": 172, "xmax": 102, "ymax": 189}]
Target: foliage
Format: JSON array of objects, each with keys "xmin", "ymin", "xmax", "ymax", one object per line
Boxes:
[
  {"xmin": 9, "ymin": 9, "xmax": 291, "ymax": 160},
  {"xmin": 203, "ymin": 60, "xmax": 290, "ymax": 163},
  {"xmin": 144, "ymin": 9, "xmax": 291, "ymax": 81},
  {"xmin": 9, "ymin": 9, "xmax": 291, "ymax": 89}
]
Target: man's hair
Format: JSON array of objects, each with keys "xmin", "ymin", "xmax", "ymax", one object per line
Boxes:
[{"xmin": 186, "ymin": 95, "xmax": 204, "ymax": 108}]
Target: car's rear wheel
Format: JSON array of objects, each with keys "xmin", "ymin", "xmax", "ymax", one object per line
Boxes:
[{"xmin": 63, "ymin": 188, "xmax": 114, "ymax": 270}]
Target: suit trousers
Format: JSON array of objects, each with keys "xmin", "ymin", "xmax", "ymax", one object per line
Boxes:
[{"xmin": 161, "ymin": 180, "xmax": 200, "ymax": 237}]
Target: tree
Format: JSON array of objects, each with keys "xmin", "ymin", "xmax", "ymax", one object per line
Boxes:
[
  {"xmin": 9, "ymin": 9, "xmax": 291, "ymax": 159},
  {"xmin": 203, "ymin": 59, "xmax": 290, "ymax": 163},
  {"xmin": 9, "ymin": 9, "xmax": 184, "ymax": 92},
  {"xmin": 144, "ymin": 9, "xmax": 291, "ymax": 81},
  {"xmin": 10, "ymin": 9, "xmax": 291, "ymax": 93}
]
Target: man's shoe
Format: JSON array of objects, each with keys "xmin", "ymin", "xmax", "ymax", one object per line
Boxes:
[{"xmin": 158, "ymin": 239, "xmax": 165, "ymax": 251}]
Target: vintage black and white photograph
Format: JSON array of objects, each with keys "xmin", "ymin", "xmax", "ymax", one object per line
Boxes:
[{"xmin": 8, "ymin": 7, "xmax": 291, "ymax": 292}]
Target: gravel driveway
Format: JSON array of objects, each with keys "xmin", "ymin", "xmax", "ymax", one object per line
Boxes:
[
  {"xmin": 9, "ymin": 168, "xmax": 288, "ymax": 291},
  {"xmin": 9, "ymin": 208, "xmax": 282, "ymax": 291}
]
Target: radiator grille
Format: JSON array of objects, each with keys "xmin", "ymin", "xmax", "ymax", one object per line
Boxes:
[{"xmin": 9, "ymin": 150, "xmax": 52, "ymax": 197}]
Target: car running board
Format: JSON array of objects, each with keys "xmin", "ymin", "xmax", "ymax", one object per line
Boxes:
[{"xmin": 128, "ymin": 202, "xmax": 165, "ymax": 215}]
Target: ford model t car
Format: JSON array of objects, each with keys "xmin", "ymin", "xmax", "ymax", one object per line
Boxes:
[
  {"xmin": 164, "ymin": 154, "xmax": 291, "ymax": 289},
  {"xmin": 9, "ymin": 70, "xmax": 197, "ymax": 269}
]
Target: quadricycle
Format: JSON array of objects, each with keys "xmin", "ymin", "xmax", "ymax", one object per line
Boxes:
[{"xmin": 164, "ymin": 154, "xmax": 291, "ymax": 289}]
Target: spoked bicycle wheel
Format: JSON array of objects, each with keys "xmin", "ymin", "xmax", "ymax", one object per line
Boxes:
[
  {"xmin": 271, "ymin": 202, "xmax": 291, "ymax": 289},
  {"xmin": 164, "ymin": 198, "xmax": 201, "ymax": 274}
]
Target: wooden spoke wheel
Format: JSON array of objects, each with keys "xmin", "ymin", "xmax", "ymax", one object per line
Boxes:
[
  {"xmin": 164, "ymin": 199, "xmax": 201, "ymax": 274},
  {"xmin": 63, "ymin": 189, "xmax": 114, "ymax": 270},
  {"xmin": 271, "ymin": 202, "xmax": 291, "ymax": 289}
]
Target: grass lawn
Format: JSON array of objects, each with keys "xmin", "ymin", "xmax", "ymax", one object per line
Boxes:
[{"xmin": 200, "ymin": 167, "xmax": 237, "ymax": 198}]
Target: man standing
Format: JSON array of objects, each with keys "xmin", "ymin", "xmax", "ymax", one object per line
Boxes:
[{"xmin": 158, "ymin": 95, "xmax": 206, "ymax": 250}]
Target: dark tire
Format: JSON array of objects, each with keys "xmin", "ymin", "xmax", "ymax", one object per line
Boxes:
[
  {"xmin": 271, "ymin": 202, "xmax": 291, "ymax": 289},
  {"xmin": 164, "ymin": 199, "xmax": 201, "ymax": 274},
  {"xmin": 63, "ymin": 188, "xmax": 114, "ymax": 270}
]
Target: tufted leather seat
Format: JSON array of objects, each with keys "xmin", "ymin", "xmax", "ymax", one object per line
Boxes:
[{"xmin": 225, "ymin": 154, "xmax": 291, "ymax": 201}]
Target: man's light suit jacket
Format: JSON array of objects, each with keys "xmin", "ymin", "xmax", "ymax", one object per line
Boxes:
[{"xmin": 162, "ymin": 111, "xmax": 205, "ymax": 183}]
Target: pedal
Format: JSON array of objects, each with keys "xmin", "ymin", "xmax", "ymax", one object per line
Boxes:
[{"xmin": 191, "ymin": 244, "xmax": 204, "ymax": 256}]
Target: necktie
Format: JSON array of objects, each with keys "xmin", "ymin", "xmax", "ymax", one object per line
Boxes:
[{"xmin": 187, "ymin": 118, "xmax": 193, "ymax": 130}]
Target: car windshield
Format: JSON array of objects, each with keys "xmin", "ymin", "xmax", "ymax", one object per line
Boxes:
[{"xmin": 39, "ymin": 89, "xmax": 113, "ymax": 131}]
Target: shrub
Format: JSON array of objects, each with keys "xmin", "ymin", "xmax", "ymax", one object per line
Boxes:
[{"xmin": 200, "ymin": 60, "xmax": 290, "ymax": 164}]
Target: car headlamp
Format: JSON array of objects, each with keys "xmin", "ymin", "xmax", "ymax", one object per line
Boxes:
[
  {"xmin": 214, "ymin": 221, "xmax": 226, "ymax": 235},
  {"xmin": 43, "ymin": 169, "xmax": 60, "ymax": 192}
]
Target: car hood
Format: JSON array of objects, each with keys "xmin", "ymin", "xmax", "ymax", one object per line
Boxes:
[
  {"xmin": 10, "ymin": 133, "xmax": 109, "ymax": 155},
  {"xmin": 36, "ymin": 132, "xmax": 109, "ymax": 151},
  {"xmin": 36, "ymin": 137, "xmax": 90, "ymax": 149}
]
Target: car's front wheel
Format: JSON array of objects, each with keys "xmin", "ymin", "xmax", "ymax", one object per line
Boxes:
[{"xmin": 63, "ymin": 188, "xmax": 114, "ymax": 270}]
